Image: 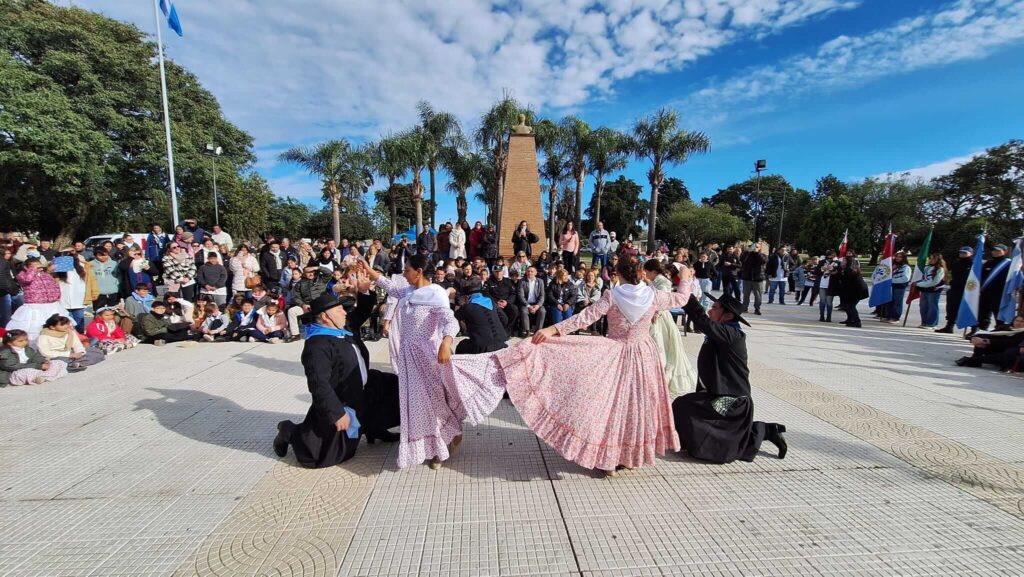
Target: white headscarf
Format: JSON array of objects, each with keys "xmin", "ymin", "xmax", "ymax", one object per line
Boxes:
[
  {"xmin": 408, "ymin": 284, "xmax": 450, "ymax": 308},
  {"xmin": 611, "ymin": 283, "xmax": 654, "ymax": 324}
]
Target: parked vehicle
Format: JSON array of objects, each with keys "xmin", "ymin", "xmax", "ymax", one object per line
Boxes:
[{"xmin": 83, "ymin": 233, "xmax": 149, "ymax": 251}]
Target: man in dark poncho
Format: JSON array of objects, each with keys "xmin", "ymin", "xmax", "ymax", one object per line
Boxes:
[
  {"xmin": 454, "ymin": 288, "xmax": 509, "ymax": 354},
  {"xmin": 672, "ymin": 293, "xmax": 787, "ymax": 463},
  {"xmin": 273, "ymin": 285, "xmax": 400, "ymax": 468}
]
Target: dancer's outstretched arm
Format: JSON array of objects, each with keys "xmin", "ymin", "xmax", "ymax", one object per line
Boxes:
[
  {"xmin": 358, "ymin": 260, "xmax": 409, "ymax": 300},
  {"xmin": 533, "ymin": 291, "xmax": 612, "ymax": 344}
]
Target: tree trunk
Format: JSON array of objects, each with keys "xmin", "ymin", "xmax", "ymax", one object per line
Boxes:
[
  {"xmin": 331, "ymin": 197, "xmax": 341, "ymax": 245},
  {"xmin": 549, "ymin": 184, "xmax": 557, "ymax": 253},
  {"xmin": 594, "ymin": 176, "xmax": 604, "ymax": 228},
  {"xmin": 54, "ymin": 226, "xmax": 77, "ymax": 251},
  {"xmin": 648, "ymin": 172, "xmax": 663, "ymax": 250},
  {"xmin": 574, "ymin": 172, "xmax": 584, "ymax": 232},
  {"xmin": 428, "ymin": 163, "xmax": 436, "ymax": 229},
  {"xmin": 456, "ymin": 190, "xmax": 468, "ymax": 227},
  {"xmin": 413, "ymin": 173, "xmax": 424, "ymax": 236}
]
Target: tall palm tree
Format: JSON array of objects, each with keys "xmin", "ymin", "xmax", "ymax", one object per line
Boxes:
[
  {"xmin": 337, "ymin": 145, "xmax": 374, "ymax": 201},
  {"xmin": 630, "ymin": 108, "xmax": 710, "ymax": 245},
  {"xmin": 398, "ymin": 127, "xmax": 430, "ymax": 235},
  {"xmin": 557, "ymin": 116, "xmax": 592, "ymax": 231},
  {"xmin": 475, "ymin": 92, "xmax": 529, "ymax": 240},
  {"xmin": 370, "ymin": 134, "xmax": 409, "ymax": 237},
  {"xmin": 279, "ymin": 139, "xmax": 353, "ymax": 244},
  {"xmin": 539, "ymin": 147, "xmax": 570, "ymax": 252},
  {"xmin": 442, "ymin": 148, "xmax": 483, "ymax": 227},
  {"xmin": 586, "ymin": 127, "xmax": 630, "ymax": 226},
  {"xmin": 417, "ymin": 101, "xmax": 464, "ymax": 230}
]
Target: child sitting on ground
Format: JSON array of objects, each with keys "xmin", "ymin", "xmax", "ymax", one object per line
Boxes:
[
  {"xmin": 86, "ymin": 307, "xmax": 139, "ymax": 354},
  {"xmin": 1, "ymin": 329, "xmax": 68, "ymax": 386},
  {"xmin": 252, "ymin": 302, "xmax": 287, "ymax": 343},
  {"xmin": 200, "ymin": 303, "xmax": 229, "ymax": 342},
  {"xmin": 139, "ymin": 301, "xmax": 193, "ymax": 345},
  {"xmin": 36, "ymin": 314, "xmax": 105, "ymax": 371},
  {"xmin": 228, "ymin": 299, "xmax": 259, "ymax": 342}
]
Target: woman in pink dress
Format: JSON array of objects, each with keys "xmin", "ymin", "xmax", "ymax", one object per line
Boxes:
[
  {"xmin": 496, "ymin": 256, "xmax": 692, "ymax": 476},
  {"xmin": 360, "ymin": 256, "xmax": 505, "ymax": 469}
]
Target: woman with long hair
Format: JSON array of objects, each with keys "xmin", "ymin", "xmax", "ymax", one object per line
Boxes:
[
  {"xmin": 511, "ymin": 220, "xmax": 539, "ymax": 258},
  {"xmin": 360, "ymin": 256, "xmax": 504, "ymax": 470},
  {"xmin": 559, "ymin": 222, "xmax": 580, "ymax": 274},
  {"xmin": 229, "ymin": 246, "xmax": 260, "ymax": 297},
  {"xmin": 916, "ymin": 253, "xmax": 947, "ymax": 328}
]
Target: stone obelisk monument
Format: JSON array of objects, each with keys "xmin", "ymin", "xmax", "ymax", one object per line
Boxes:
[{"xmin": 498, "ymin": 115, "xmax": 546, "ymax": 257}]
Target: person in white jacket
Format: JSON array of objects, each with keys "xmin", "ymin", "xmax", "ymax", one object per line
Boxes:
[
  {"xmin": 449, "ymin": 224, "xmax": 467, "ymax": 260},
  {"xmin": 229, "ymin": 246, "xmax": 260, "ymax": 296}
]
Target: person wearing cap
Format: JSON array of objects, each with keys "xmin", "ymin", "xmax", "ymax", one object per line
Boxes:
[
  {"xmin": 937, "ymin": 246, "xmax": 977, "ymax": 333},
  {"xmin": 672, "ymin": 293, "xmax": 787, "ymax": 463},
  {"xmin": 485, "ymin": 265, "xmax": 519, "ymax": 335},
  {"xmin": 974, "ymin": 243, "xmax": 1012, "ymax": 335}
]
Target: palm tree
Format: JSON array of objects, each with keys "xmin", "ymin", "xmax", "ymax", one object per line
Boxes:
[
  {"xmin": 475, "ymin": 92, "xmax": 529, "ymax": 239},
  {"xmin": 442, "ymin": 148, "xmax": 483, "ymax": 227},
  {"xmin": 557, "ymin": 116, "xmax": 592, "ymax": 231},
  {"xmin": 370, "ymin": 134, "xmax": 409, "ymax": 237},
  {"xmin": 417, "ymin": 101, "xmax": 464, "ymax": 229},
  {"xmin": 337, "ymin": 145, "xmax": 374, "ymax": 201},
  {"xmin": 630, "ymin": 108, "xmax": 710, "ymax": 245},
  {"xmin": 398, "ymin": 127, "xmax": 430, "ymax": 235},
  {"xmin": 586, "ymin": 127, "xmax": 630, "ymax": 226},
  {"xmin": 540, "ymin": 148, "xmax": 570, "ymax": 252},
  {"xmin": 279, "ymin": 139, "xmax": 353, "ymax": 244}
]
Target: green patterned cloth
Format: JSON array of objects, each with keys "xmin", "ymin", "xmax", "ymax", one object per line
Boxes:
[{"xmin": 711, "ymin": 396, "xmax": 740, "ymax": 416}]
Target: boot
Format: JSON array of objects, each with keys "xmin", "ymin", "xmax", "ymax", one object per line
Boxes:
[
  {"xmin": 935, "ymin": 323, "xmax": 954, "ymax": 334},
  {"xmin": 273, "ymin": 420, "xmax": 293, "ymax": 458},
  {"xmin": 765, "ymin": 424, "xmax": 787, "ymax": 459},
  {"xmin": 818, "ymin": 315, "xmax": 826, "ymax": 322},
  {"xmin": 825, "ymin": 314, "xmax": 832, "ymax": 323},
  {"xmin": 364, "ymin": 429, "xmax": 400, "ymax": 444},
  {"xmin": 955, "ymin": 356, "xmax": 981, "ymax": 367}
]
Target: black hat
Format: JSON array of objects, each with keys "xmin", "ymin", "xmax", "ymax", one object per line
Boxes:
[
  {"xmin": 705, "ymin": 293, "xmax": 751, "ymax": 327},
  {"xmin": 301, "ymin": 293, "xmax": 345, "ymax": 323}
]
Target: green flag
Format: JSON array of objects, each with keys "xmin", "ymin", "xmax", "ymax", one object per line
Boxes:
[{"xmin": 906, "ymin": 227, "xmax": 932, "ymax": 304}]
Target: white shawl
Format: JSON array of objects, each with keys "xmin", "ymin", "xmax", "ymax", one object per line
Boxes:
[
  {"xmin": 408, "ymin": 283, "xmax": 450, "ymax": 308},
  {"xmin": 611, "ymin": 283, "xmax": 654, "ymax": 324}
]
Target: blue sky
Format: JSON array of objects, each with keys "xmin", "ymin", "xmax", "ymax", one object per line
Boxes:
[{"xmin": 63, "ymin": 0, "xmax": 1024, "ymax": 224}]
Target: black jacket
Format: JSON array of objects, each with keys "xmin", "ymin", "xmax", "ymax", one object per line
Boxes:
[
  {"xmin": 545, "ymin": 281, "xmax": 577, "ymax": 307},
  {"xmin": 485, "ymin": 277, "xmax": 516, "ymax": 304},
  {"xmin": 739, "ymin": 250, "xmax": 767, "ymax": 282},
  {"xmin": 481, "ymin": 231, "xmax": 499, "ymax": 259},
  {"xmin": 454, "ymin": 300, "xmax": 508, "ymax": 354},
  {"xmin": 948, "ymin": 257, "xmax": 973, "ymax": 296},
  {"xmin": 719, "ymin": 254, "xmax": 739, "ymax": 280},
  {"xmin": 511, "ymin": 229, "xmax": 539, "ymax": 257},
  {"xmin": 683, "ymin": 296, "xmax": 751, "ymax": 398},
  {"xmin": 389, "ymin": 245, "xmax": 413, "ymax": 274},
  {"xmin": 766, "ymin": 253, "xmax": 789, "ymax": 279},
  {"xmin": 981, "ymin": 255, "xmax": 1010, "ymax": 300},
  {"xmin": 259, "ymin": 251, "xmax": 285, "ymax": 287},
  {"xmin": 0, "ymin": 258, "xmax": 17, "ymax": 296},
  {"xmin": 196, "ymin": 263, "xmax": 228, "ymax": 290},
  {"xmin": 291, "ymin": 271, "xmax": 330, "ymax": 307}
]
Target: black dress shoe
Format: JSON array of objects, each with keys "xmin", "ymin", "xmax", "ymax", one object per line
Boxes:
[
  {"xmin": 934, "ymin": 325, "xmax": 953, "ymax": 333},
  {"xmin": 273, "ymin": 420, "xmax": 293, "ymax": 457},
  {"xmin": 364, "ymin": 430, "xmax": 400, "ymax": 444},
  {"xmin": 765, "ymin": 423, "xmax": 787, "ymax": 459},
  {"xmin": 955, "ymin": 356, "xmax": 981, "ymax": 367}
]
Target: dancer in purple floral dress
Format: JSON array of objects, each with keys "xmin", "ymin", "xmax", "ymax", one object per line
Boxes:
[{"xmin": 361, "ymin": 257, "xmax": 504, "ymax": 469}]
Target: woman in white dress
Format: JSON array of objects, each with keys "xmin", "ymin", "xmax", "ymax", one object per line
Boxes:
[{"xmin": 645, "ymin": 260, "xmax": 697, "ymax": 399}]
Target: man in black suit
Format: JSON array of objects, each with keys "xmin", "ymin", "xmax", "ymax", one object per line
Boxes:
[
  {"xmin": 517, "ymin": 266, "xmax": 546, "ymax": 337},
  {"xmin": 956, "ymin": 315, "xmax": 1024, "ymax": 371}
]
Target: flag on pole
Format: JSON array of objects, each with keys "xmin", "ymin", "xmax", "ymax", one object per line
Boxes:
[
  {"xmin": 869, "ymin": 230, "xmax": 896, "ymax": 307},
  {"xmin": 159, "ymin": 0, "xmax": 183, "ymax": 37},
  {"xmin": 838, "ymin": 229, "xmax": 849, "ymax": 257},
  {"xmin": 997, "ymin": 236, "xmax": 1023, "ymax": 324},
  {"xmin": 905, "ymin": 227, "xmax": 932, "ymax": 304},
  {"xmin": 955, "ymin": 231, "xmax": 986, "ymax": 329}
]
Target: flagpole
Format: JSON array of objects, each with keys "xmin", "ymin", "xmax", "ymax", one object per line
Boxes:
[{"xmin": 152, "ymin": 0, "xmax": 180, "ymax": 228}]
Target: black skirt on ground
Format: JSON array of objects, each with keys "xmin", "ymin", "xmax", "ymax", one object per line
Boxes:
[{"xmin": 673, "ymin": 392, "xmax": 766, "ymax": 464}]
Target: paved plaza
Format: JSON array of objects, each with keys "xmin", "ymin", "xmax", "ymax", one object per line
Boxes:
[{"xmin": 1, "ymin": 300, "xmax": 1022, "ymax": 577}]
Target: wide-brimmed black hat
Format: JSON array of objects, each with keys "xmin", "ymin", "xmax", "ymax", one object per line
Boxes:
[
  {"xmin": 301, "ymin": 293, "xmax": 345, "ymax": 323},
  {"xmin": 705, "ymin": 293, "xmax": 751, "ymax": 326}
]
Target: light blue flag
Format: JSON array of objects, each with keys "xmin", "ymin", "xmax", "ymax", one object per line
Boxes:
[
  {"xmin": 869, "ymin": 231, "xmax": 895, "ymax": 307},
  {"xmin": 997, "ymin": 237, "xmax": 1023, "ymax": 324},
  {"xmin": 159, "ymin": 0, "xmax": 184, "ymax": 37},
  {"xmin": 956, "ymin": 232, "xmax": 986, "ymax": 329}
]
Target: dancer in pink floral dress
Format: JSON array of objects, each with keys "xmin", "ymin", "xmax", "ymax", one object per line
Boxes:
[
  {"xmin": 491, "ymin": 257, "xmax": 692, "ymax": 475},
  {"xmin": 361, "ymin": 257, "xmax": 505, "ymax": 469}
]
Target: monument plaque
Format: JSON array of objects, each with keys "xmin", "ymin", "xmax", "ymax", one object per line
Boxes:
[{"xmin": 498, "ymin": 115, "xmax": 546, "ymax": 257}]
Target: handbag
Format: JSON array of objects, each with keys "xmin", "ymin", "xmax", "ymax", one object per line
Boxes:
[{"xmin": 245, "ymin": 274, "xmax": 262, "ymax": 289}]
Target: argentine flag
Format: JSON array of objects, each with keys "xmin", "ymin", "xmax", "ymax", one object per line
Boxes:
[
  {"xmin": 955, "ymin": 232, "xmax": 986, "ymax": 329},
  {"xmin": 159, "ymin": 0, "xmax": 183, "ymax": 37},
  {"xmin": 997, "ymin": 237, "xmax": 1023, "ymax": 324},
  {"xmin": 869, "ymin": 231, "xmax": 895, "ymax": 307}
]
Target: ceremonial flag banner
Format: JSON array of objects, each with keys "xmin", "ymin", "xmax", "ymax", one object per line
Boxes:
[
  {"xmin": 906, "ymin": 228, "xmax": 932, "ymax": 304},
  {"xmin": 159, "ymin": 0, "xmax": 183, "ymax": 37},
  {"xmin": 955, "ymin": 232, "xmax": 986, "ymax": 329},
  {"xmin": 869, "ymin": 231, "xmax": 896, "ymax": 307},
  {"xmin": 997, "ymin": 237, "xmax": 1023, "ymax": 324},
  {"xmin": 838, "ymin": 229, "xmax": 849, "ymax": 258}
]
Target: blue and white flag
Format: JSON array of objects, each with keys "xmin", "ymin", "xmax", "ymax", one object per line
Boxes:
[
  {"xmin": 955, "ymin": 232, "xmax": 986, "ymax": 329},
  {"xmin": 997, "ymin": 237, "xmax": 1023, "ymax": 324},
  {"xmin": 159, "ymin": 0, "xmax": 183, "ymax": 37},
  {"xmin": 869, "ymin": 231, "xmax": 895, "ymax": 307}
]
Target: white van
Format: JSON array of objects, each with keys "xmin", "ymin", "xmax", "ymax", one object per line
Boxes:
[{"xmin": 83, "ymin": 233, "xmax": 150, "ymax": 251}]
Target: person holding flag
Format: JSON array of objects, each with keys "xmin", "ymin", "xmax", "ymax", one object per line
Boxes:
[
  {"xmin": 936, "ymin": 244, "xmax": 973, "ymax": 333},
  {"xmin": 903, "ymin": 228, "xmax": 933, "ymax": 327},
  {"xmin": 973, "ymin": 243, "xmax": 1012, "ymax": 336},
  {"xmin": 956, "ymin": 231, "xmax": 987, "ymax": 333},
  {"xmin": 884, "ymin": 252, "xmax": 911, "ymax": 323},
  {"xmin": 915, "ymin": 252, "xmax": 947, "ymax": 329},
  {"xmin": 838, "ymin": 229, "xmax": 849, "ymax": 258},
  {"xmin": 868, "ymin": 230, "xmax": 896, "ymax": 313},
  {"xmin": 996, "ymin": 237, "xmax": 1023, "ymax": 329}
]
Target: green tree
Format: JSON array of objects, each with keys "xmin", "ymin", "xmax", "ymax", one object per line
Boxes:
[
  {"xmin": 539, "ymin": 145, "xmax": 570, "ymax": 250},
  {"xmin": 584, "ymin": 176, "xmax": 648, "ymax": 240},
  {"xmin": 369, "ymin": 134, "xmax": 409, "ymax": 237},
  {"xmin": 266, "ymin": 197, "xmax": 313, "ymax": 240},
  {"xmin": 799, "ymin": 194, "xmax": 870, "ymax": 256},
  {"xmin": 846, "ymin": 177, "xmax": 931, "ymax": 263},
  {"xmin": 556, "ymin": 115, "xmax": 591, "ymax": 230},
  {"xmin": 0, "ymin": 1, "xmax": 254, "ymax": 244},
  {"xmin": 372, "ymin": 186, "xmax": 434, "ymax": 238},
  {"xmin": 220, "ymin": 173, "xmax": 274, "ymax": 243},
  {"xmin": 657, "ymin": 177, "xmax": 690, "ymax": 220},
  {"xmin": 396, "ymin": 127, "xmax": 430, "ymax": 235},
  {"xmin": 278, "ymin": 139, "xmax": 353, "ymax": 245},
  {"xmin": 629, "ymin": 108, "xmax": 710, "ymax": 244},
  {"xmin": 813, "ymin": 173, "xmax": 849, "ymax": 200},
  {"xmin": 307, "ymin": 199, "xmax": 376, "ymax": 242},
  {"xmin": 441, "ymin": 148, "xmax": 483, "ymax": 228},
  {"xmin": 417, "ymin": 101, "xmax": 463, "ymax": 229},
  {"xmin": 706, "ymin": 174, "xmax": 797, "ymax": 244},
  {"xmin": 585, "ymin": 127, "xmax": 629, "ymax": 230},
  {"xmin": 660, "ymin": 201, "xmax": 751, "ymax": 250},
  {"xmin": 475, "ymin": 93, "xmax": 532, "ymax": 238}
]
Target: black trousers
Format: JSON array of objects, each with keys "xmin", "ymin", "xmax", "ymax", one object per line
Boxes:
[
  {"xmin": 721, "ymin": 277, "xmax": 741, "ymax": 300},
  {"xmin": 497, "ymin": 303, "xmax": 519, "ymax": 335},
  {"xmin": 561, "ymin": 251, "xmax": 577, "ymax": 274},
  {"xmin": 945, "ymin": 289, "xmax": 963, "ymax": 324},
  {"xmin": 976, "ymin": 295, "xmax": 1001, "ymax": 330}
]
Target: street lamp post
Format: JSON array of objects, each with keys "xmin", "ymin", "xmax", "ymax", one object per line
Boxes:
[
  {"xmin": 204, "ymin": 143, "xmax": 223, "ymax": 226},
  {"xmin": 777, "ymin": 185, "xmax": 787, "ymax": 249},
  {"xmin": 754, "ymin": 159, "xmax": 766, "ymax": 242}
]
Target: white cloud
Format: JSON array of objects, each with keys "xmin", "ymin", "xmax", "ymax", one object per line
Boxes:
[
  {"xmin": 683, "ymin": 0, "xmax": 1024, "ymax": 127},
  {"xmin": 871, "ymin": 150, "xmax": 985, "ymax": 181}
]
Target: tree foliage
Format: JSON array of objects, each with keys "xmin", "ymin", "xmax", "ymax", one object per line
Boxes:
[
  {"xmin": 660, "ymin": 201, "xmax": 751, "ymax": 250},
  {"xmin": 799, "ymin": 194, "xmax": 870, "ymax": 256},
  {"xmin": 584, "ymin": 176, "xmax": 648, "ymax": 240}
]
